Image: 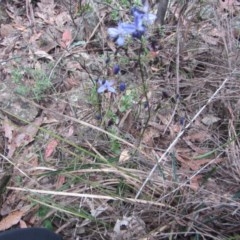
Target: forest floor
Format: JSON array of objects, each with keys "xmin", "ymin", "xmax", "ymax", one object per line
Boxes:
[{"xmin": 0, "ymin": 0, "xmax": 240, "ymax": 239}]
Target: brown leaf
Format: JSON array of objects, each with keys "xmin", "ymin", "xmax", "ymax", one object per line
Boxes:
[
  {"xmin": 0, "ymin": 24, "xmax": 16, "ymax": 37},
  {"xmin": 61, "ymin": 29, "xmax": 72, "ymax": 48},
  {"xmin": 6, "ymin": 116, "xmax": 43, "ymax": 158},
  {"xmin": 17, "ymin": 116, "xmax": 43, "ymax": 147},
  {"xmin": 2, "ymin": 117, "xmax": 14, "ymax": 143},
  {"xmin": 176, "ymin": 153, "xmax": 223, "ymax": 171},
  {"xmin": 19, "ymin": 220, "xmax": 28, "ymax": 228},
  {"xmin": 142, "ymin": 127, "xmax": 158, "ymax": 147},
  {"xmin": 189, "ymin": 175, "xmax": 202, "ymax": 191},
  {"xmin": 34, "ymin": 49, "xmax": 54, "ymax": 61},
  {"xmin": 29, "ymin": 32, "xmax": 42, "ymax": 43},
  {"xmin": 0, "ymin": 210, "xmax": 24, "ymax": 231},
  {"xmin": 44, "ymin": 139, "xmax": 59, "ymax": 159},
  {"xmin": 63, "ymin": 77, "xmax": 79, "ymax": 90},
  {"xmin": 56, "ymin": 175, "xmax": 66, "ymax": 188}
]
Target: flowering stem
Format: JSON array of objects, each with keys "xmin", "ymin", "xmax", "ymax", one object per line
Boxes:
[{"xmin": 135, "ymin": 40, "xmax": 151, "ymax": 147}]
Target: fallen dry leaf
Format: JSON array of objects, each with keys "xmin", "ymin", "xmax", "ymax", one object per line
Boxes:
[
  {"xmin": 189, "ymin": 175, "xmax": 202, "ymax": 191},
  {"xmin": 3, "ymin": 117, "xmax": 14, "ymax": 143},
  {"xmin": 142, "ymin": 127, "xmax": 158, "ymax": 147},
  {"xmin": 17, "ymin": 116, "xmax": 43, "ymax": 147},
  {"xmin": 201, "ymin": 114, "xmax": 221, "ymax": 126},
  {"xmin": 176, "ymin": 153, "xmax": 223, "ymax": 171},
  {"xmin": 61, "ymin": 29, "xmax": 72, "ymax": 48},
  {"xmin": 19, "ymin": 219, "xmax": 28, "ymax": 228},
  {"xmin": 44, "ymin": 139, "xmax": 59, "ymax": 159},
  {"xmin": 119, "ymin": 149, "xmax": 130, "ymax": 163},
  {"xmin": 4, "ymin": 116, "xmax": 43, "ymax": 158},
  {"xmin": 55, "ymin": 12, "xmax": 71, "ymax": 28},
  {"xmin": 0, "ymin": 210, "xmax": 24, "ymax": 231},
  {"xmin": 56, "ymin": 175, "xmax": 66, "ymax": 188},
  {"xmin": 34, "ymin": 49, "xmax": 54, "ymax": 61},
  {"xmin": 0, "ymin": 24, "xmax": 16, "ymax": 37}
]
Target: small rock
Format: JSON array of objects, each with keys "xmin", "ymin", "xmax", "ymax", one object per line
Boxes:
[{"xmin": 0, "ymin": 90, "xmax": 39, "ymax": 124}]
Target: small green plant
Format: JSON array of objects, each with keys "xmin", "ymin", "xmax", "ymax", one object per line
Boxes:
[
  {"xmin": 11, "ymin": 67, "xmax": 52, "ymax": 100},
  {"xmin": 88, "ymin": 85, "xmax": 99, "ymax": 106},
  {"xmin": 42, "ymin": 219, "xmax": 53, "ymax": 230},
  {"xmin": 119, "ymin": 89, "xmax": 137, "ymax": 112},
  {"xmin": 38, "ymin": 205, "xmax": 50, "ymax": 218},
  {"xmin": 15, "ymin": 85, "xmax": 29, "ymax": 96},
  {"xmin": 37, "ymin": 205, "xmax": 53, "ymax": 230},
  {"xmin": 109, "ymin": 128, "xmax": 121, "ymax": 155},
  {"xmin": 76, "ymin": 3, "xmax": 92, "ymax": 16},
  {"xmin": 105, "ymin": 109, "xmax": 118, "ymax": 123},
  {"xmin": 26, "ymin": 68, "xmax": 52, "ymax": 100},
  {"xmin": 11, "ymin": 68, "xmax": 24, "ymax": 83},
  {"xmin": 110, "ymin": 9, "xmax": 119, "ymax": 21}
]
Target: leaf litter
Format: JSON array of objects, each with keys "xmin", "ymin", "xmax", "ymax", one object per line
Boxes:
[{"xmin": 0, "ymin": 0, "xmax": 240, "ymax": 239}]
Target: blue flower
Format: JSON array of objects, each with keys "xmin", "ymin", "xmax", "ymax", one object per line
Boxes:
[
  {"xmin": 131, "ymin": 4, "xmax": 156, "ymax": 26},
  {"xmin": 179, "ymin": 117, "xmax": 185, "ymax": 126},
  {"xmin": 108, "ymin": 22, "xmax": 137, "ymax": 46},
  {"xmin": 107, "ymin": 0, "xmax": 156, "ymax": 46},
  {"xmin": 132, "ymin": 29, "xmax": 145, "ymax": 39},
  {"xmin": 113, "ymin": 64, "xmax": 120, "ymax": 75},
  {"xmin": 95, "ymin": 113, "xmax": 102, "ymax": 120},
  {"xmin": 97, "ymin": 79, "xmax": 116, "ymax": 93},
  {"xmin": 105, "ymin": 56, "xmax": 110, "ymax": 64},
  {"xmin": 119, "ymin": 82, "xmax": 126, "ymax": 92}
]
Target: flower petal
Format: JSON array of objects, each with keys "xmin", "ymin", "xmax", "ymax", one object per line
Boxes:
[
  {"xmin": 132, "ymin": 30, "xmax": 145, "ymax": 39},
  {"xmin": 116, "ymin": 36, "xmax": 125, "ymax": 46},
  {"xmin": 131, "ymin": 7, "xmax": 145, "ymax": 18},
  {"xmin": 113, "ymin": 65, "xmax": 120, "ymax": 74},
  {"xmin": 106, "ymin": 80, "xmax": 114, "ymax": 86},
  {"xmin": 119, "ymin": 82, "xmax": 126, "ymax": 92},
  {"xmin": 108, "ymin": 28, "xmax": 120, "ymax": 38},
  {"xmin": 142, "ymin": 0, "xmax": 150, "ymax": 13},
  {"xmin": 97, "ymin": 85, "xmax": 107, "ymax": 93},
  {"xmin": 119, "ymin": 23, "xmax": 136, "ymax": 35},
  {"xmin": 143, "ymin": 13, "xmax": 156, "ymax": 25},
  {"xmin": 134, "ymin": 16, "xmax": 145, "ymax": 31},
  {"xmin": 107, "ymin": 86, "xmax": 116, "ymax": 93}
]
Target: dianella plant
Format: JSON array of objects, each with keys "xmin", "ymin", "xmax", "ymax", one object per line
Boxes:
[{"xmin": 96, "ymin": 0, "xmax": 156, "ymax": 143}]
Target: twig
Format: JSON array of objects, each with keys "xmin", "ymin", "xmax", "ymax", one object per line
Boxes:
[{"xmin": 135, "ymin": 70, "xmax": 236, "ymax": 199}]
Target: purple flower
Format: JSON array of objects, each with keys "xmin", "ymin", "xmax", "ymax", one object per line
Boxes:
[
  {"xmin": 179, "ymin": 117, "xmax": 185, "ymax": 126},
  {"xmin": 113, "ymin": 64, "xmax": 120, "ymax": 75},
  {"xmin": 108, "ymin": 22, "xmax": 137, "ymax": 46},
  {"xmin": 119, "ymin": 82, "xmax": 126, "ymax": 92},
  {"xmin": 132, "ymin": 29, "xmax": 145, "ymax": 39},
  {"xmin": 131, "ymin": 0, "xmax": 156, "ymax": 26},
  {"xmin": 97, "ymin": 79, "xmax": 116, "ymax": 93},
  {"xmin": 95, "ymin": 113, "xmax": 102, "ymax": 120},
  {"xmin": 132, "ymin": 8, "xmax": 156, "ymax": 26},
  {"xmin": 107, "ymin": 0, "xmax": 156, "ymax": 46}
]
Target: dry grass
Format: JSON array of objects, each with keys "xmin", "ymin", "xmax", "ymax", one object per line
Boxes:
[{"xmin": 1, "ymin": 0, "xmax": 240, "ymax": 239}]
